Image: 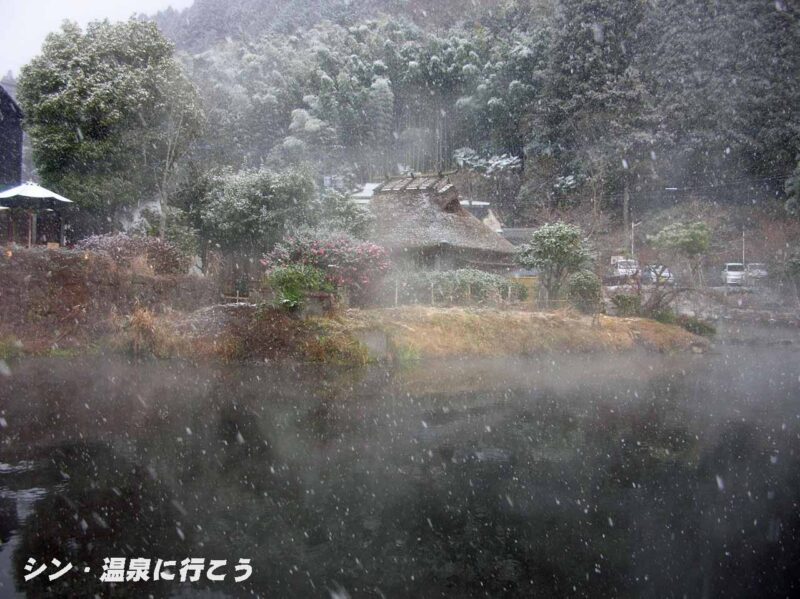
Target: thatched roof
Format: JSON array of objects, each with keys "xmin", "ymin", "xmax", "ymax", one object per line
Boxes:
[{"xmin": 370, "ymin": 175, "xmax": 516, "ymax": 256}]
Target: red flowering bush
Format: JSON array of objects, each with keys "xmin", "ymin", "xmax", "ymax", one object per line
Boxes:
[{"xmin": 262, "ymin": 231, "xmax": 390, "ymax": 304}]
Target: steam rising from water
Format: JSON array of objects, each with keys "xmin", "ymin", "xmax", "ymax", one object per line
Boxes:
[{"xmin": 1, "ymin": 332, "xmax": 799, "ymax": 596}]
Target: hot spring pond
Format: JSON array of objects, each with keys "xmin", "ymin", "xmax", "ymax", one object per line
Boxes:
[{"xmin": 1, "ymin": 339, "xmax": 799, "ymax": 597}]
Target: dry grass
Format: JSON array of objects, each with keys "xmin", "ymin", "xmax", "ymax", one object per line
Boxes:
[
  {"xmin": 302, "ymin": 324, "xmax": 371, "ymax": 365},
  {"xmin": 110, "ymin": 304, "xmax": 706, "ymax": 364},
  {"xmin": 343, "ymin": 306, "xmax": 706, "ymax": 359},
  {"xmin": 1, "ymin": 248, "xmax": 219, "ymax": 355},
  {"xmin": 112, "ymin": 305, "xmax": 370, "ymax": 364},
  {"xmin": 113, "ymin": 307, "xmax": 188, "ymax": 358}
]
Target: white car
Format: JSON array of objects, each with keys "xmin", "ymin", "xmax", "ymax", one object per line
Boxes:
[
  {"xmin": 722, "ymin": 263, "xmax": 746, "ymax": 286},
  {"xmin": 642, "ymin": 264, "xmax": 675, "ymax": 286},
  {"xmin": 745, "ymin": 263, "xmax": 768, "ymax": 281},
  {"xmin": 612, "ymin": 259, "xmax": 640, "ymax": 278}
]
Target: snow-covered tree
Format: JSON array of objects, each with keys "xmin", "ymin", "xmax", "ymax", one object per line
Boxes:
[
  {"xmin": 18, "ymin": 19, "xmax": 205, "ymax": 234},
  {"xmin": 200, "ymin": 167, "xmax": 315, "ymax": 254},
  {"xmin": 517, "ymin": 222, "xmax": 591, "ymax": 301}
]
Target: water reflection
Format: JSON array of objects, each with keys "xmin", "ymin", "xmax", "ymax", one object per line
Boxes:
[
  {"xmin": 8, "ymin": 441, "xmax": 190, "ymax": 597},
  {"xmin": 0, "ymin": 347, "xmax": 799, "ymax": 597}
]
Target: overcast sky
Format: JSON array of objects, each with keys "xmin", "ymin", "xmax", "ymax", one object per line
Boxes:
[{"xmin": 0, "ymin": 0, "xmax": 195, "ymax": 77}]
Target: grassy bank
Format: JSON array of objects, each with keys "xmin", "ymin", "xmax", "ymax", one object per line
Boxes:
[
  {"xmin": 0, "ymin": 249, "xmax": 707, "ymax": 362},
  {"xmin": 343, "ymin": 307, "xmax": 707, "ymax": 359},
  {"xmin": 112, "ymin": 305, "xmax": 708, "ymax": 365},
  {"xmin": 114, "ymin": 304, "xmax": 371, "ymax": 365}
]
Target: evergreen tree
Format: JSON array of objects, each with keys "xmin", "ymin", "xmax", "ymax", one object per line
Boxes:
[
  {"xmin": 644, "ymin": 0, "xmax": 800, "ymax": 193},
  {"xmin": 18, "ymin": 19, "xmax": 205, "ymax": 233},
  {"xmin": 530, "ymin": 0, "xmax": 656, "ymax": 223}
]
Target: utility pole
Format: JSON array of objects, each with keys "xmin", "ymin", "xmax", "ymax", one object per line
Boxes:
[
  {"xmin": 631, "ymin": 220, "xmax": 642, "ymax": 259},
  {"xmin": 623, "ymin": 179, "xmax": 630, "ymax": 236},
  {"xmin": 742, "ymin": 230, "xmax": 745, "ymax": 265}
]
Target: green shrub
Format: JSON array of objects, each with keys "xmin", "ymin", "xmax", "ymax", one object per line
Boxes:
[
  {"xmin": 265, "ymin": 264, "xmax": 333, "ymax": 310},
  {"xmin": 0, "ymin": 337, "xmax": 24, "ymax": 360},
  {"xmin": 652, "ymin": 309, "xmax": 715, "ymax": 336},
  {"xmin": 676, "ymin": 315, "xmax": 716, "ymax": 337},
  {"xmin": 651, "ymin": 308, "xmax": 677, "ymax": 325},
  {"xmin": 131, "ymin": 206, "xmax": 200, "ymax": 258},
  {"xmin": 567, "ymin": 270, "xmax": 602, "ymax": 313},
  {"xmin": 510, "ymin": 280, "xmax": 529, "ymax": 302},
  {"xmin": 263, "ymin": 230, "xmax": 390, "ymax": 306},
  {"xmin": 382, "ymin": 269, "xmax": 527, "ymax": 306},
  {"xmin": 611, "ymin": 294, "xmax": 641, "ymax": 317}
]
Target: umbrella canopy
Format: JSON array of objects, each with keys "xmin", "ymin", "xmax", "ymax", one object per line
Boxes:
[{"xmin": 0, "ymin": 182, "xmax": 74, "ymax": 211}]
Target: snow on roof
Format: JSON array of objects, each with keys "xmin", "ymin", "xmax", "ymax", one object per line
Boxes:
[
  {"xmin": 351, "ymin": 182, "xmax": 382, "ymax": 199},
  {"xmin": 370, "ymin": 174, "xmax": 515, "ymax": 256}
]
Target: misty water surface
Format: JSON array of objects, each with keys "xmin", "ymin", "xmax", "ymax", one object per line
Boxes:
[{"xmin": 1, "ymin": 336, "xmax": 799, "ymax": 597}]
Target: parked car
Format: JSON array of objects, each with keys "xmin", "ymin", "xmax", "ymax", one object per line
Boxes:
[
  {"xmin": 745, "ymin": 263, "xmax": 768, "ymax": 282},
  {"xmin": 721, "ymin": 262, "xmax": 746, "ymax": 285},
  {"xmin": 611, "ymin": 259, "xmax": 640, "ymax": 278},
  {"xmin": 642, "ymin": 264, "xmax": 675, "ymax": 286}
]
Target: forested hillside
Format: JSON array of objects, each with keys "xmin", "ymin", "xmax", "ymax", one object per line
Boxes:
[
  {"xmin": 146, "ymin": 0, "xmax": 800, "ymax": 225},
  {"xmin": 153, "ymin": 0, "xmax": 511, "ymax": 51},
  {"xmin": 16, "ymin": 0, "xmax": 799, "ymax": 235}
]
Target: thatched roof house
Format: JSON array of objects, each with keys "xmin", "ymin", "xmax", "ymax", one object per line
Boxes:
[{"xmin": 370, "ymin": 174, "xmax": 516, "ymax": 271}]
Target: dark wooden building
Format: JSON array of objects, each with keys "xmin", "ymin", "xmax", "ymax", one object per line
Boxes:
[{"xmin": 0, "ymin": 84, "xmax": 23, "ymax": 190}]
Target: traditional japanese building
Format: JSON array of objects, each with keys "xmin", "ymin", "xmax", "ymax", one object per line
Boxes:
[
  {"xmin": 0, "ymin": 83, "xmax": 23, "ymax": 190},
  {"xmin": 369, "ymin": 174, "xmax": 516, "ymax": 271}
]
